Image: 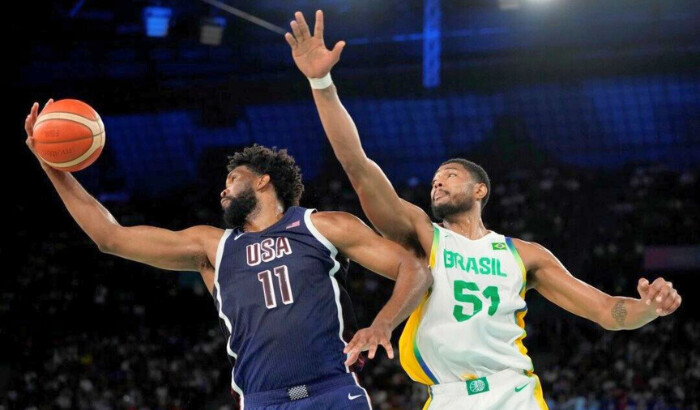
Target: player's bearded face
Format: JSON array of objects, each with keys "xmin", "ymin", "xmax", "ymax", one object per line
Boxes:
[
  {"xmin": 431, "ymin": 184, "xmax": 476, "ymax": 220},
  {"xmin": 222, "ymin": 185, "xmax": 258, "ymax": 229}
]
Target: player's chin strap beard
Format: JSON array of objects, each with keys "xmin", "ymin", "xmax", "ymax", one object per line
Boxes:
[
  {"xmin": 431, "ymin": 198, "xmax": 473, "ymax": 221},
  {"xmin": 223, "ymin": 188, "xmax": 259, "ymax": 230}
]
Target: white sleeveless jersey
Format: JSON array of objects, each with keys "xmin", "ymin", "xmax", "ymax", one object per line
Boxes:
[{"xmin": 399, "ymin": 224, "xmax": 534, "ymax": 385}]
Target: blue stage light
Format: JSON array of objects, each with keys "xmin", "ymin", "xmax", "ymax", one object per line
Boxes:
[{"xmin": 143, "ymin": 6, "xmax": 172, "ymax": 38}]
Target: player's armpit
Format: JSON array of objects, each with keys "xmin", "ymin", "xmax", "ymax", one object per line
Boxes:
[{"xmin": 101, "ymin": 224, "xmax": 223, "ymax": 273}]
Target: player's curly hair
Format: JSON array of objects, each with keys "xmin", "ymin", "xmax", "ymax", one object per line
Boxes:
[{"xmin": 227, "ymin": 144, "xmax": 304, "ymax": 209}]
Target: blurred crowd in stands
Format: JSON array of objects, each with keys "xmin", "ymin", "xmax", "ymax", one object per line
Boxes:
[{"xmin": 3, "ymin": 163, "xmax": 698, "ymax": 410}]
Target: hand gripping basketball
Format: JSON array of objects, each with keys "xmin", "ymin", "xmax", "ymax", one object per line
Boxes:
[
  {"xmin": 25, "ymin": 99, "xmax": 53, "ymax": 166},
  {"xmin": 25, "ymin": 98, "xmax": 105, "ymax": 172}
]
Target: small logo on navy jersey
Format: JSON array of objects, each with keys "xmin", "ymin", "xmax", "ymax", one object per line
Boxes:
[
  {"xmin": 246, "ymin": 237, "xmax": 293, "ymax": 266},
  {"xmin": 286, "ymin": 220, "xmax": 301, "ymax": 229}
]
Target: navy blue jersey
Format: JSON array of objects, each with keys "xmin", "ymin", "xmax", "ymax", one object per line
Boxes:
[{"xmin": 213, "ymin": 207, "xmax": 360, "ymax": 396}]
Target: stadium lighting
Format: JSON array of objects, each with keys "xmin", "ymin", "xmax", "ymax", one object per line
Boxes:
[
  {"xmin": 143, "ymin": 6, "xmax": 172, "ymax": 38},
  {"xmin": 200, "ymin": 17, "xmax": 226, "ymax": 46},
  {"xmin": 498, "ymin": 0, "xmax": 520, "ymax": 10},
  {"xmin": 522, "ymin": 0, "xmax": 556, "ymax": 5}
]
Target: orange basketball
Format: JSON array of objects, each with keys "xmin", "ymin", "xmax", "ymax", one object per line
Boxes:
[{"xmin": 33, "ymin": 99, "xmax": 105, "ymax": 172}]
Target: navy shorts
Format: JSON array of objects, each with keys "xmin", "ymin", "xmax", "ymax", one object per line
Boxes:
[{"xmin": 242, "ymin": 373, "xmax": 372, "ymax": 410}]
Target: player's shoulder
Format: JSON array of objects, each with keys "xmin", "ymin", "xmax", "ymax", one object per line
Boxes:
[
  {"xmin": 310, "ymin": 211, "xmax": 367, "ymax": 230},
  {"xmin": 309, "ymin": 211, "xmax": 373, "ymax": 246},
  {"xmin": 184, "ymin": 224, "xmax": 226, "ymax": 234},
  {"xmin": 509, "ymin": 237, "xmax": 531, "ymax": 248},
  {"xmin": 399, "ymin": 199, "xmax": 432, "ymax": 228},
  {"xmin": 510, "ymin": 237, "xmax": 543, "ymax": 251},
  {"xmin": 510, "ymin": 237, "xmax": 556, "ymax": 268},
  {"xmin": 183, "ymin": 225, "xmax": 227, "ymax": 243}
]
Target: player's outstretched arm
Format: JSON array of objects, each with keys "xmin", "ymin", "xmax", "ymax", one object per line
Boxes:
[
  {"xmin": 286, "ymin": 11, "xmax": 430, "ymax": 248},
  {"xmin": 310, "ymin": 211, "xmax": 432, "ymax": 364},
  {"xmin": 517, "ymin": 239, "xmax": 681, "ymax": 330},
  {"xmin": 25, "ymin": 101, "xmax": 222, "ymax": 277}
]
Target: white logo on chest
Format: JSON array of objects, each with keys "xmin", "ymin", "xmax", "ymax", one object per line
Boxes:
[
  {"xmin": 469, "ymin": 380, "xmax": 486, "ymax": 392},
  {"xmin": 246, "ymin": 237, "xmax": 293, "ymax": 266}
]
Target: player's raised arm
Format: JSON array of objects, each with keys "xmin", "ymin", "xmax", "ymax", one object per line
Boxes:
[
  {"xmin": 25, "ymin": 101, "xmax": 222, "ymax": 284},
  {"xmin": 516, "ymin": 239, "xmax": 681, "ymax": 330},
  {"xmin": 286, "ymin": 11, "xmax": 430, "ymax": 247},
  {"xmin": 310, "ymin": 211, "xmax": 432, "ymax": 364}
]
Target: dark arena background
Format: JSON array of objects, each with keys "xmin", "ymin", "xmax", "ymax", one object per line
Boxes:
[{"xmin": 6, "ymin": 0, "xmax": 699, "ymax": 409}]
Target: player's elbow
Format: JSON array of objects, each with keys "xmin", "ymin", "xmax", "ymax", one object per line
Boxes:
[
  {"xmin": 595, "ymin": 297, "xmax": 623, "ymax": 331},
  {"xmin": 96, "ymin": 238, "xmax": 116, "ymax": 254},
  {"xmin": 598, "ymin": 320, "xmax": 621, "ymax": 331},
  {"xmin": 95, "ymin": 225, "xmax": 123, "ymax": 255},
  {"xmin": 406, "ymin": 258, "xmax": 433, "ymax": 290},
  {"xmin": 96, "ymin": 241, "xmax": 108, "ymax": 253},
  {"xmin": 335, "ymin": 150, "xmax": 370, "ymax": 172}
]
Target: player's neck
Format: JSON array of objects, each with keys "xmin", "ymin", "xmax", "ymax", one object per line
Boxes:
[
  {"xmin": 441, "ymin": 211, "xmax": 488, "ymax": 240},
  {"xmin": 243, "ymin": 200, "xmax": 285, "ymax": 232}
]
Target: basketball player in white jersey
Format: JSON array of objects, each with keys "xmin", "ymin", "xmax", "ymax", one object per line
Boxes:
[{"xmin": 285, "ymin": 11, "xmax": 682, "ymax": 409}]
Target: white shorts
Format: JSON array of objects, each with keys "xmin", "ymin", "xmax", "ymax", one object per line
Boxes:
[{"xmin": 424, "ymin": 369, "xmax": 548, "ymax": 410}]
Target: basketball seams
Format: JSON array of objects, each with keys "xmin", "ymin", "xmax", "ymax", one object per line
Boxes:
[
  {"xmin": 36, "ymin": 112, "xmax": 101, "ymax": 136},
  {"xmin": 37, "ymin": 110, "xmax": 97, "ymax": 117},
  {"xmin": 40, "ymin": 132, "xmax": 103, "ymax": 169},
  {"xmin": 34, "ymin": 135, "xmax": 97, "ymax": 144},
  {"xmin": 33, "ymin": 105, "xmax": 105, "ymax": 171},
  {"xmin": 34, "ymin": 118, "xmax": 97, "ymax": 138},
  {"xmin": 40, "ymin": 106, "xmax": 98, "ymax": 121},
  {"xmin": 97, "ymin": 115, "xmax": 105, "ymax": 147}
]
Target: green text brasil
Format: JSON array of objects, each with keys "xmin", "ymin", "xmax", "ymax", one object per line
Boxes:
[{"xmin": 444, "ymin": 250, "xmax": 507, "ymax": 277}]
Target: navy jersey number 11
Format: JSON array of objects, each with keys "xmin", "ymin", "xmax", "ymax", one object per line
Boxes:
[
  {"xmin": 257, "ymin": 265, "xmax": 294, "ymax": 308},
  {"xmin": 212, "ymin": 207, "xmax": 360, "ymax": 396}
]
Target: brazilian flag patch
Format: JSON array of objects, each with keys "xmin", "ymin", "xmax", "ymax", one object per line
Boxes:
[
  {"xmin": 492, "ymin": 242, "xmax": 507, "ymax": 251},
  {"xmin": 466, "ymin": 377, "xmax": 490, "ymax": 395}
]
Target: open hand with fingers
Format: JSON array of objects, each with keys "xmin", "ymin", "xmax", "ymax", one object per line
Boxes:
[
  {"xmin": 344, "ymin": 322, "xmax": 394, "ymax": 367},
  {"xmin": 637, "ymin": 277, "xmax": 682, "ymax": 316},
  {"xmin": 285, "ymin": 10, "xmax": 345, "ymax": 79}
]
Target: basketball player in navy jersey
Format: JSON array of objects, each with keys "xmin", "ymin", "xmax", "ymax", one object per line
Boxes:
[{"xmin": 24, "ymin": 100, "xmax": 432, "ymax": 409}]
